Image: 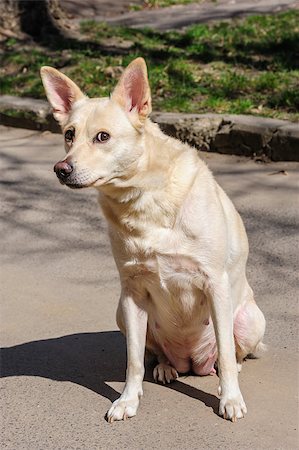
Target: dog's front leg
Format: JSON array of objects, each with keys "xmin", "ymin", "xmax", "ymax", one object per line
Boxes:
[
  {"xmin": 107, "ymin": 290, "xmax": 147, "ymax": 423},
  {"xmin": 208, "ymin": 273, "xmax": 247, "ymax": 422}
]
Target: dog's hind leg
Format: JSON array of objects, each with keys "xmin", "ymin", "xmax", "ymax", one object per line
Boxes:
[
  {"xmin": 152, "ymin": 352, "xmax": 179, "ymax": 384},
  {"xmin": 145, "ymin": 327, "xmax": 179, "ymax": 384},
  {"xmin": 234, "ymin": 299, "xmax": 266, "ymax": 372}
]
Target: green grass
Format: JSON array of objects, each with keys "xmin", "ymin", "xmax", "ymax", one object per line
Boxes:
[
  {"xmin": 1, "ymin": 10, "xmax": 298, "ymax": 120},
  {"xmin": 130, "ymin": 0, "xmax": 199, "ymax": 10}
]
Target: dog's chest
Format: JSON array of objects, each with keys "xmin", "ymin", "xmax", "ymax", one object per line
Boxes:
[{"xmin": 122, "ymin": 252, "xmax": 205, "ymax": 292}]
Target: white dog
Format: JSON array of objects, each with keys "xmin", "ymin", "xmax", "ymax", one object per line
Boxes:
[{"xmin": 41, "ymin": 57, "xmax": 266, "ymax": 423}]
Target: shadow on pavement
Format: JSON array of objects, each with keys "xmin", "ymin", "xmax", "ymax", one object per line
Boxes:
[
  {"xmin": 0, "ymin": 146, "xmax": 107, "ymax": 265},
  {"xmin": 0, "ymin": 331, "xmax": 219, "ymax": 417}
]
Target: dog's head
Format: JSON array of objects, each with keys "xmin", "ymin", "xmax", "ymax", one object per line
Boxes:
[{"xmin": 40, "ymin": 58, "xmax": 152, "ymax": 189}]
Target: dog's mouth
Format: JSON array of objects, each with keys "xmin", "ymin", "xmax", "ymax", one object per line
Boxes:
[
  {"xmin": 62, "ymin": 177, "xmax": 105, "ymax": 189},
  {"xmin": 54, "ymin": 160, "xmax": 108, "ymax": 189},
  {"xmin": 55, "ymin": 165, "xmax": 118, "ymax": 189},
  {"xmin": 64, "ymin": 182, "xmax": 87, "ymax": 189}
]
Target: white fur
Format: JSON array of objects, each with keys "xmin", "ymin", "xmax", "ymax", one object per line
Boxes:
[{"xmin": 41, "ymin": 58, "xmax": 266, "ymax": 423}]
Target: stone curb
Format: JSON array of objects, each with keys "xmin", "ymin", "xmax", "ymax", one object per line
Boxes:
[
  {"xmin": 151, "ymin": 112, "xmax": 299, "ymax": 162},
  {"xmin": 0, "ymin": 95, "xmax": 298, "ymax": 161},
  {"xmin": 81, "ymin": 0, "xmax": 299, "ymax": 31},
  {"xmin": 0, "ymin": 95, "xmax": 60, "ymax": 134}
]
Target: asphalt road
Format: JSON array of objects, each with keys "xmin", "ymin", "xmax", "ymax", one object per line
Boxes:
[
  {"xmin": 0, "ymin": 126, "xmax": 298, "ymax": 449},
  {"xmin": 96, "ymin": 0, "xmax": 299, "ymax": 30},
  {"xmin": 61, "ymin": 0, "xmax": 299, "ymax": 29}
]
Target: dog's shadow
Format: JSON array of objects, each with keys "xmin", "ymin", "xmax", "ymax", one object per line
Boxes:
[{"xmin": 0, "ymin": 331, "xmax": 219, "ymax": 418}]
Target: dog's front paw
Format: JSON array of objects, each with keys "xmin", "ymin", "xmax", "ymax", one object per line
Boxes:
[
  {"xmin": 153, "ymin": 363, "xmax": 178, "ymax": 384},
  {"xmin": 219, "ymin": 391, "xmax": 247, "ymax": 422},
  {"xmin": 107, "ymin": 396, "xmax": 140, "ymax": 423}
]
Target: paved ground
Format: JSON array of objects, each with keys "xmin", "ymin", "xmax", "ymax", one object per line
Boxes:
[
  {"xmin": 0, "ymin": 125, "xmax": 298, "ymax": 449},
  {"xmin": 61, "ymin": 0, "xmax": 299, "ymax": 29},
  {"xmin": 61, "ymin": 0, "xmax": 144, "ymax": 18}
]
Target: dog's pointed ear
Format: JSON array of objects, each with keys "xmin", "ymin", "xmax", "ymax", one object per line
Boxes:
[
  {"xmin": 111, "ymin": 58, "xmax": 152, "ymax": 126},
  {"xmin": 40, "ymin": 67, "xmax": 85, "ymax": 126}
]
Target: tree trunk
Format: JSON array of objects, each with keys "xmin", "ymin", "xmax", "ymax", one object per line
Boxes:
[
  {"xmin": 0, "ymin": 0, "xmax": 23, "ymax": 39},
  {"xmin": 0, "ymin": 0, "xmax": 77, "ymax": 42}
]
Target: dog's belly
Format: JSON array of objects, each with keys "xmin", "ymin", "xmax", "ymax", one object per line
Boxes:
[
  {"xmin": 145, "ymin": 272, "xmax": 217, "ymax": 375},
  {"xmin": 124, "ymin": 254, "xmax": 218, "ymax": 375},
  {"xmin": 151, "ymin": 320, "xmax": 218, "ymax": 376}
]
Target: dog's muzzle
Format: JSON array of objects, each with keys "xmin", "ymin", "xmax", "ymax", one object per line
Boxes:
[{"xmin": 54, "ymin": 160, "xmax": 73, "ymax": 183}]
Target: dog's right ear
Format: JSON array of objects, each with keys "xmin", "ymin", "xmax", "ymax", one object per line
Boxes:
[{"xmin": 40, "ymin": 67, "xmax": 85, "ymax": 126}]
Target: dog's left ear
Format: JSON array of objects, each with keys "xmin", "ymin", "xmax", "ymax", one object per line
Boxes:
[
  {"xmin": 40, "ymin": 66, "xmax": 85, "ymax": 126},
  {"xmin": 111, "ymin": 57, "xmax": 152, "ymax": 127}
]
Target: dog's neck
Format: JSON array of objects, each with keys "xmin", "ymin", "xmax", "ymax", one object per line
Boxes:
[{"xmin": 98, "ymin": 119, "xmax": 203, "ymax": 232}]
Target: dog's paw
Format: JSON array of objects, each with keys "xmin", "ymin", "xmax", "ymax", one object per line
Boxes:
[
  {"xmin": 107, "ymin": 396, "xmax": 140, "ymax": 423},
  {"xmin": 219, "ymin": 392, "xmax": 247, "ymax": 422},
  {"xmin": 153, "ymin": 363, "xmax": 178, "ymax": 384}
]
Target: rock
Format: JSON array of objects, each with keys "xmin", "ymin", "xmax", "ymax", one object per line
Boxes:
[
  {"xmin": 103, "ymin": 65, "xmax": 124, "ymax": 79},
  {"xmin": 0, "ymin": 95, "xmax": 60, "ymax": 133},
  {"xmin": 271, "ymin": 123, "xmax": 299, "ymax": 161},
  {"xmin": 99, "ymin": 37, "xmax": 134, "ymax": 51}
]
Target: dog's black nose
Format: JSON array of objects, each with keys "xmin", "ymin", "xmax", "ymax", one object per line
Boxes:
[{"xmin": 54, "ymin": 160, "xmax": 73, "ymax": 180}]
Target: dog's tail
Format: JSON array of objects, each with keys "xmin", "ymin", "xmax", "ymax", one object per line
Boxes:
[{"xmin": 247, "ymin": 341, "xmax": 268, "ymax": 359}]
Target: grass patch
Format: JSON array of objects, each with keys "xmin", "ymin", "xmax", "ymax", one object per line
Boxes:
[
  {"xmin": 0, "ymin": 10, "xmax": 298, "ymax": 120},
  {"xmin": 0, "ymin": 108, "xmax": 37, "ymax": 120},
  {"xmin": 130, "ymin": 0, "xmax": 199, "ymax": 10}
]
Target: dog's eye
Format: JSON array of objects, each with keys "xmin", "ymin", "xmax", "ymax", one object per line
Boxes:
[
  {"xmin": 65, "ymin": 129, "xmax": 74, "ymax": 143},
  {"xmin": 94, "ymin": 131, "xmax": 110, "ymax": 143}
]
